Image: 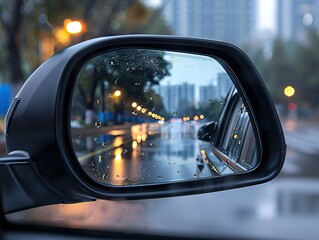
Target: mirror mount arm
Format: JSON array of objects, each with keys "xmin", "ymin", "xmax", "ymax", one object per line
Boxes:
[{"xmin": 0, "ymin": 151, "xmax": 63, "ymax": 214}]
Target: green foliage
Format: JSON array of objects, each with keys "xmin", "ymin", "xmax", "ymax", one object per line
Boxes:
[
  {"xmin": 198, "ymin": 100, "xmax": 223, "ymax": 121},
  {"xmin": 76, "ymin": 49, "xmax": 171, "ymax": 113},
  {"xmin": 0, "ymin": 0, "xmax": 171, "ymax": 84},
  {"xmin": 252, "ymin": 29, "xmax": 319, "ymax": 110}
]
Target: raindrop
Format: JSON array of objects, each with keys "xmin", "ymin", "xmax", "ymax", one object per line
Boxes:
[
  {"xmin": 93, "ymin": 137, "xmax": 98, "ymax": 142},
  {"xmin": 103, "ymin": 174, "xmax": 108, "ymax": 180},
  {"xmin": 209, "ymin": 99, "xmax": 213, "ymax": 103},
  {"xmin": 126, "ymin": 67, "xmax": 130, "ymax": 71},
  {"xmin": 194, "ymin": 173, "xmax": 197, "ymax": 177},
  {"xmin": 116, "ymin": 174, "xmax": 120, "ymax": 178},
  {"xmin": 95, "ymin": 122, "xmax": 102, "ymax": 128},
  {"xmin": 96, "ymin": 99, "xmax": 100, "ymax": 104},
  {"xmin": 114, "ymin": 80, "xmax": 118, "ymax": 85},
  {"xmin": 177, "ymin": 171, "xmax": 180, "ymax": 173},
  {"xmin": 132, "ymin": 66, "xmax": 136, "ymax": 70},
  {"xmin": 123, "ymin": 149, "xmax": 128, "ymax": 154},
  {"xmin": 110, "ymin": 61, "xmax": 115, "ymax": 66},
  {"xmin": 157, "ymin": 176, "xmax": 163, "ymax": 180},
  {"xmin": 98, "ymin": 155, "xmax": 102, "ymax": 163},
  {"xmin": 173, "ymin": 112, "xmax": 177, "ymax": 116},
  {"xmin": 150, "ymin": 97, "xmax": 153, "ymax": 100},
  {"xmin": 219, "ymin": 101, "xmax": 224, "ymax": 105},
  {"xmin": 101, "ymin": 142, "xmax": 107, "ymax": 147},
  {"xmin": 150, "ymin": 143, "xmax": 153, "ymax": 147}
]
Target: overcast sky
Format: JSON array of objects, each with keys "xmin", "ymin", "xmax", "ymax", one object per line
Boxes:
[{"xmin": 258, "ymin": 0, "xmax": 276, "ymax": 33}]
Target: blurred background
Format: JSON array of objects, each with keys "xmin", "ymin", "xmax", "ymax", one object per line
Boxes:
[{"xmin": 1, "ymin": 0, "xmax": 319, "ymax": 239}]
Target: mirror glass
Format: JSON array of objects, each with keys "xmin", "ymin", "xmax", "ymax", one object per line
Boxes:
[{"xmin": 70, "ymin": 49, "xmax": 259, "ymax": 186}]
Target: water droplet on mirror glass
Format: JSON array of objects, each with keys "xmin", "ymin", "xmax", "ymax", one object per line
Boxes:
[
  {"xmin": 157, "ymin": 176, "xmax": 162, "ymax": 180},
  {"xmin": 194, "ymin": 173, "xmax": 197, "ymax": 177},
  {"xmin": 209, "ymin": 99, "xmax": 213, "ymax": 103},
  {"xmin": 150, "ymin": 97, "xmax": 153, "ymax": 100},
  {"xmin": 219, "ymin": 101, "xmax": 224, "ymax": 105},
  {"xmin": 110, "ymin": 61, "xmax": 114, "ymax": 66},
  {"xmin": 96, "ymin": 99, "xmax": 100, "ymax": 104},
  {"xmin": 173, "ymin": 112, "xmax": 177, "ymax": 116},
  {"xmin": 101, "ymin": 142, "xmax": 107, "ymax": 147},
  {"xmin": 103, "ymin": 174, "xmax": 108, "ymax": 180},
  {"xmin": 95, "ymin": 122, "xmax": 102, "ymax": 128},
  {"xmin": 98, "ymin": 155, "xmax": 102, "ymax": 163},
  {"xmin": 116, "ymin": 174, "xmax": 120, "ymax": 178}
]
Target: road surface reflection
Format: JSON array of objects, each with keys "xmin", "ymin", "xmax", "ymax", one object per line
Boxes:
[{"xmin": 72, "ymin": 121, "xmax": 227, "ymax": 186}]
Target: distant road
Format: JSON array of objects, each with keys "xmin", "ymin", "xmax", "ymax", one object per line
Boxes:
[{"xmin": 283, "ymin": 119, "xmax": 319, "ymax": 155}]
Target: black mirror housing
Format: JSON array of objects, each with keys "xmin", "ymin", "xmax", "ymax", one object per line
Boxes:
[
  {"xmin": 0, "ymin": 35, "xmax": 286, "ymax": 214},
  {"xmin": 197, "ymin": 121, "xmax": 217, "ymax": 142}
]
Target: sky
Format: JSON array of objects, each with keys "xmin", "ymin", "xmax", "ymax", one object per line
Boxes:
[{"xmin": 258, "ymin": 0, "xmax": 276, "ymax": 32}]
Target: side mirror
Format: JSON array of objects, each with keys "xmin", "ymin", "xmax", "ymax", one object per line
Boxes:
[
  {"xmin": 197, "ymin": 121, "xmax": 217, "ymax": 142},
  {"xmin": 0, "ymin": 35, "xmax": 286, "ymax": 214}
]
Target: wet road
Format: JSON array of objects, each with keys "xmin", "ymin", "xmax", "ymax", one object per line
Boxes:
[{"xmin": 72, "ymin": 121, "xmax": 228, "ymax": 186}]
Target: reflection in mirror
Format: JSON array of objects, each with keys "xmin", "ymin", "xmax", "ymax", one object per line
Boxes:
[{"xmin": 70, "ymin": 49, "xmax": 259, "ymax": 186}]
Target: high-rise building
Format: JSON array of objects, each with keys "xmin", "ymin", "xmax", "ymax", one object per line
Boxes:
[
  {"xmin": 156, "ymin": 83, "xmax": 195, "ymax": 112},
  {"xmin": 199, "ymin": 84, "xmax": 219, "ymax": 105},
  {"xmin": 277, "ymin": 0, "xmax": 319, "ymax": 42},
  {"xmin": 163, "ymin": 0, "xmax": 256, "ymax": 45}
]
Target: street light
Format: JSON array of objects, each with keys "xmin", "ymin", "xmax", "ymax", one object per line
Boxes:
[
  {"xmin": 65, "ymin": 19, "xmax": 83, "ymax": 34},
  {"xmin": 132, "ymin": 102, "xmax": 137, "ymax": 108},
  {"xmin": 284, "ymin": 86, "xmax": 295, "ymax": 97},
  {"xmin": 114, "ymin": 90, "xmax": 121, "ymax": 97}
]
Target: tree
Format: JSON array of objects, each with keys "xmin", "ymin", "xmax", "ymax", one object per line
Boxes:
[
  {"xmin": 295, "ymin": 29, "xmax": 319, "ymax": 108},
  {"xmin": 0, "ymin": 0, "xmax": 24, "ymax": 94},
  {"xmin": 76, "ymin": 49, "xmax": 171, "ymax": 125},
  {"xmin": 0, "ymin": 0, "xmax": 171, "ymax": 97}
]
